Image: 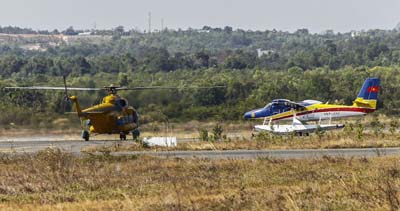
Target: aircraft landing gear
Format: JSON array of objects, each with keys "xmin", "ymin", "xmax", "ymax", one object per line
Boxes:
[
  {"xmin": 296, "ymin": 132, "xmax": 309, "ymax": 136},
  {"xmin": 296, "ymin": 132, "xmax": 303, "ymax": 136},
  {"xmin": 82, "ymin": 130, "xmax": 90, "ymax": 141},
  {"xmin": 132, "ymin": 129, "xmax": 140, "ymax": 141},
  {"xmin": 120, "ymin": 132, "xmax": 127, "ymax": 141}
]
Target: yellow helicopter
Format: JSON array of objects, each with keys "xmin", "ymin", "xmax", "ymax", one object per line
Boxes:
[{"xmin": 5, "ymin": 77, "xmax": 225, "ymax": 141}]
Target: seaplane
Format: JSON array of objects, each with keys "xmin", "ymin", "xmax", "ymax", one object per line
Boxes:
[{"xmin": 244, "ymin": 77, "xmax": 380, "ymax": 135}]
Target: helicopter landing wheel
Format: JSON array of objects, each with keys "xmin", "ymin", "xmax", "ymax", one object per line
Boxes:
[
  {"xmin": 132, "ymin": 129, "xmax": 140, "ymax": 141},
  {"xmin": 120, "ymin": 133, "xmax": 127, "ymax": 141},
  {"xmin": 82, "ymin": 130, "xmax": 90, "ymax": 141}
]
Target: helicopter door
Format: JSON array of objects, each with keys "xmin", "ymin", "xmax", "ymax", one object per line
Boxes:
[
  {"xmin": 133, "ymin": 112, "xmax": 139, "ymax": 125},
  {"xmin": 125, "ymin": 109, "xmax": 139, "ymax": 125}
]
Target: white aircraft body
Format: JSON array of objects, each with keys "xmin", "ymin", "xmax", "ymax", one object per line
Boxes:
[{"xmin": 254, "ymin": 117, "xmax": 344, "ymax": 136}]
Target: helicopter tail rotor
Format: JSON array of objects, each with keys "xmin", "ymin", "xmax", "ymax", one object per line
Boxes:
[
  {"xmin": 63, "ymin": 75, "xmax": 69, "ymax": 102},
  {"xmin": 62, "ymin": 75, "xmax": 70, "ymax": 113}
]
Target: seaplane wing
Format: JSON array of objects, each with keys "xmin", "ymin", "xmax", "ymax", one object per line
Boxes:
[{"xmin": 254, "ymin": 117, "xmax": 344, "ymax": 135}]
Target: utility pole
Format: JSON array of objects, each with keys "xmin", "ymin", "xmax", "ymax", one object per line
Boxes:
[
  {"xmin": 161, "ymin": 18, "xmax": 164, "ymax": 32},
  {"xmin": 93, "ymin": 22, "xmax": 97, "ymax": 34},
  {"xmin": 148, "ymin": 12, "xmax": 152, "ymax": 33}
]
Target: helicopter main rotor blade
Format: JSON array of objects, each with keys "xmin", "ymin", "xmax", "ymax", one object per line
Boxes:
[
  {"xmin": 4, "ymin": 85, "xmax": 226, "ymax": 91},
  {"xmin": 4, "ymin": 86, "xmax": 102, "ymax": 91},
  {"xmin": 117, "ymin": 85, "xmax": 227, "ymax": 90}
]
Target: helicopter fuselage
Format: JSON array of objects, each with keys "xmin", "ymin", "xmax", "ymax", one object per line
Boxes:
[
  {"xmin": 70, "ymin": 94, "xmax": 139, "ymax": 135},
  {"xmin": 4, "ymin": 81, "xmax": 223, "ymax": 141}
]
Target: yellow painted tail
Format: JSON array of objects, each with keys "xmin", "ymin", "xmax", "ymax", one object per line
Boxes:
[
  {"xmin": 68, "ymin": 96, "xmax": 83, "ymax": 116},
  {"xmin": 353, "ymin": 98, "xmax": 377, "ymax": 109}
]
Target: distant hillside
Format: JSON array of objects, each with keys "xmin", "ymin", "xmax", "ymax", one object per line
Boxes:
[{"xmin": 0, "ymin": 26, "xmax": 398, "ymax": 72}]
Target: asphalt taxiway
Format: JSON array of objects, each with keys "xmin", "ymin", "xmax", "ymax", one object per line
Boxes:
[{"xmin": 0, "ymin": 135, "xmax": 399, "ymax": 159}]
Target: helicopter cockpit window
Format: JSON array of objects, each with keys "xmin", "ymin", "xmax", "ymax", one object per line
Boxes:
[{"xmin": 117, "ymin": 99, "xmax": 128, "ymax": 108}]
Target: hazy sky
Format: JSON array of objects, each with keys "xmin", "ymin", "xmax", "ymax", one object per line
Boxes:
[{"xmin": 1, "ymin": 0, "xmax": 400, "ymax": 33}]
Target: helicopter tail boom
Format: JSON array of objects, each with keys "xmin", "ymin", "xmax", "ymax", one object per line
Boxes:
[{"xmin": 68, "ymin": 96, "xmax": 83, "ymax": 117}]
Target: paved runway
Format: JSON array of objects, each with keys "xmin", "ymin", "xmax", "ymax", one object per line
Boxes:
[
  {"xmin": 0, "ymin": 134, "xmax": 139, "ymax": 153},
  {"xmin": 0, "ymin": 140, "xmax": 122, "ymax": 153},
  {"xmin": 0, "ymin": 136, "xmax": 400, "ymax": 159}
]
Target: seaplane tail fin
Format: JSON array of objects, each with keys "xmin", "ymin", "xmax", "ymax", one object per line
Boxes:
[{"xmin": 352, "ymin": 77, "xmax": 380, "ymax": 109}]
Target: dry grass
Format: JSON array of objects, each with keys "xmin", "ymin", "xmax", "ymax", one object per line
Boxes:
[
  {"xmin": 0, "ymin": 149, "xmax": 400, "ymax": 210},
  {"xmin": 81, "ymin": 131, "xmax": 400, "ymax": 153},
  {"xmin": 80, "ymin": 116, "xmax": 400, "ymax": 152}
]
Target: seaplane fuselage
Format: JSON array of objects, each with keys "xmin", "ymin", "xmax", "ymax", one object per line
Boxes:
[{"xmin": 244, "ymin": 77, "xmax": 380, "ymax": 124}]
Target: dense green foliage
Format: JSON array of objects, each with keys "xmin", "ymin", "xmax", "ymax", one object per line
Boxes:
[
  {"xmin": 0, "ymin": 26, "xmax": 400, "ymax": 126},
  {"xmin": 1, "ymin": 27, "xmax": 400, "ymax": 73},
  {"xmin": 1, "ymin": 66, "xmax": 399, "ymax": 127}
]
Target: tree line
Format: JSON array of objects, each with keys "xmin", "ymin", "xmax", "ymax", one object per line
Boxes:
[
  {"xmin": 1, "ymin": 66, "xmax": 399, "ymax": 127},
  {"xmin": 0, "ymin": 26, "xmax": 400, "ymax": 127}
]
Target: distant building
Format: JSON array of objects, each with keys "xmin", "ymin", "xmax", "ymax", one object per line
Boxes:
[
  {"xmin": 257, "ymin": 48, "xmax": 274, "ymax": 58},
  {"xmin": 350, "ymin": 30, "xmax": 362, "ymax": 38},
  {"xmin": 78, "ymin": 31, "xmax": 92, "ymax": 36},
  {"xmin": 350, "ymin": 30, "xmax": 367, "ymax": 38},
  {"xmin": 394, "ymin": 22, "xmax": 400, "ymax": 31}
]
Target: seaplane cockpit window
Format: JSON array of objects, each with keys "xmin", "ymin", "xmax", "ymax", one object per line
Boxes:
[
  {"xmin": 264, "ymin": 103, "xmax": 272, "ymax": 110},
  {"xmin": 270, "ymin": 101, "xmax": 292, "ymax": 113}
]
